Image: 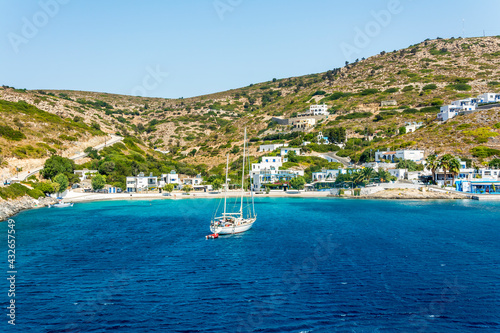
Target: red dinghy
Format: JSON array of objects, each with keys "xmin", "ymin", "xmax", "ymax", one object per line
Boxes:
[{"xmin": 206, "ymin": 233, "xmax": 219, "ymax": 239}]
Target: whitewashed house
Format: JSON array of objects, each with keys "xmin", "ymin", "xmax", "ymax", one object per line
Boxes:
[
  {"xmin": 280, "ymin": 147, "xmax": 301, "ymax": 161},
  {"xmin": 312, "ymin": 169, "xmax": 340, "ymax": 181},
  {"xmin": 388, "ymin": 169, "xmax": 407, "ymax": 180},
  {"xmin": 405, "ymin": 122, "xmax": 423, "ymax": 133},
  {"xmin": 259, "ymin": 143, "xmax": 287, "ymax": 152},
  {"xmin": 478, "ymin": 93, "xmax": 500, "ymax": 104},
  {"xmin": 251, "ymin": 155, "xmax": 305, "ymax": 191},
  {"xmin": 159, "ymin": 170, "xmax": 180, "ymax": 188},
  {"xmin": 182, "ymin": 174, "xmax": 203, "ymax": 186},
  {"xmin": 375, "ymin": 149, "xmax": 425, "ymax": 163},
  {"xmin": 309, "ymin": 104, "xmax": 329, "ymax": 116},
  {"xmin": 251, "ymin": 156, "xmax": 282, "ymax": 175},
  {"xmin": 126, "ymin": 172, "xmax": 158, "ymax": 192},
  {"xmin": 74, "ymin": 169, "xmax": 98, "ymax": 182}
]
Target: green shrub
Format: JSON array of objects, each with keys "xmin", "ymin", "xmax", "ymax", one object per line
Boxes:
[
  {"xmin": 359, "ymin": 89, "xmax": 379, "ymax": 96},
  {"xmin": 0, "ymin": 125, "xmax": 25, "ymax": 141},
  {"xmin": 457, "ymin": 123, "xmax": 472, "ymax": 130},
  {"xmin": 447, "ymin": 83, "xmax": 471, "ymax": 91},
  {"xmin": 384, "ymin": 88, "xmax": 399, "ymax": 93},
  {"xmin": 471, "ymin": 146, "xmax": 500, "ymax": 158},
  {"xmin": 27, "ymin": 188, "xmax": 45, "ymax": 199},
  {"xmin": 0, "ymin": 183, "xmax": 30, "ymax": 200},
  {"xmin": 422, "ymin": 84, "xmax": 437, "ymax": 91},
  {"xmin": 58, "ymin": 134, "xmax": 78, "ymax": 141},
  {"xmin": 336, "ymin": 112, "xmax": 372, "ymax": 120}
]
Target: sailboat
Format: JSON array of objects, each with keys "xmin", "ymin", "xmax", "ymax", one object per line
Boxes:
[{"xmin": 209, "ymin": 129, "xmax": 256, "ymax": 235}]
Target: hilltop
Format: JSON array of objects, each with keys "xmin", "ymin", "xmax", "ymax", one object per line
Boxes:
[{"xmin": 1, "ymin": 36, "xmax": 500, "ymax": 178}]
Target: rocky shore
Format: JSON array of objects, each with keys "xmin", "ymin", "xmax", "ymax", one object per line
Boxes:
[{"xmin": 0, "ymin": 196, "xmax": 57, "ymax": 221}]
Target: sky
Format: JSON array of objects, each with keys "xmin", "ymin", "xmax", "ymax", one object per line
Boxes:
[{"xmin": 1, "ymin": 0, "xmax": 500, "ymax": 99}]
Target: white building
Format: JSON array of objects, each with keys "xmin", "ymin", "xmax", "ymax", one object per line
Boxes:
[
  {"xmin": 388, "ymin": 169, "xmax": 407, "ymax": 180},
  {"xmin": 292, "ymin": 118, "xmax": 316, "ymax": 129},
  {"xmin": 182, "ymin": 174, "xmax": 203, "ymax": 186},
  {"xmin": 312, "ymin": 169, "xmax": 341, "ymax": 181},
  {"xmin": 74, "ymin": 169, "xmax": 98, "ymax": 182},
  {"xmin": 159, "ymin": 170, "xmax": 180, "ymax": 188},
  {"xmin": 405, "ymin": 122, "xmax": 423, "ymax": 133},
  {"xmin": 126, "ymin": 172, "xmax": 158, "ymax": 193},
  {"xmin": 281, "ymin": 147, "xmax": 302, "ymax": 163},
  {"xmin": 251, "ymin": 155, "xmax": 305, "ymax": 190},
  {"xmin": 309, "ymin": 104, "xmax": 329, "ymax": 116},
  {"xmin": 478, "ymin": 93, "xmax": 500, "ymax": 104},
  {"xmin": 375, "ymin": 149, "xmax": 425, "ymax": 163},
  {"xmin": 317, "ymin": 132, "xmax": 330, "ymax": 144},
  {"xmin": 259, "ymin": 143, "xmax": 287, "ymax": 152},
  {"xmin": 438, "ymin": 104, "xmax": 476, "ymax": 121},
  {"xmin": 252, "ymin": 169, "xmax": 305, "ymax": 191},
  {"xmin": 251, "ymin": 156, "xmax": 282, "ymax": 175},
  {"xmin": 451, "ymin": 98, "xmax": 478, "ymax": 108}
]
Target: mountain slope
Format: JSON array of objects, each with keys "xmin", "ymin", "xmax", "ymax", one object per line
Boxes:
[{"xmin": 1, "ymin": 36, "xmax": 500, "ymax": 171}]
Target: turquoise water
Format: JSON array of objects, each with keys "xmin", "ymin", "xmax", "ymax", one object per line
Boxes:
[{"xmin": 1, "ymin": 198, "xmax": 499, "ymax": 332}]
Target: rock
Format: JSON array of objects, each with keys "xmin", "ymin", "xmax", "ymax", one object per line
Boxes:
[{"xmin": 0, "ymin": 196, "xmax": 57, "ymax": 221}]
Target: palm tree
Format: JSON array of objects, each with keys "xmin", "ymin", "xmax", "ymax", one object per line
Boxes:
[
  {"xmin": 362, "ymin": 167, "xmax": 375, "ymax": 183},
  {"xmin": 353, "ymin": 171, "xmax": 365, "ymax": 186},
  {"xmin": 439, "ymin": 154, "xmax": 454, "ymax": 186},
  {"xmin": 425, "ymin": 155, "xmax": 439, "ymax": 183},
  {"xmin": 449, "ymin": 158, "xmax": 461, "ymax": 184}
]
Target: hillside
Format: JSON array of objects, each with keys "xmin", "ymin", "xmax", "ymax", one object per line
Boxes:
[{"xmin": 1, "ymin": 36, "xmax": 500, "ymax": 177}]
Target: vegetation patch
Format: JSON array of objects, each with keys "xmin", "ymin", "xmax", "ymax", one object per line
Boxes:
[{"xmin": 0, "ymin": 125, "xmax": 25, "ymax": 141}]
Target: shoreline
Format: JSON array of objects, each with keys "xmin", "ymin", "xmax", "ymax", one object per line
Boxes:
[{"xmin": 0, "ymin": 187, "xmax": 483, "ymax": 222}]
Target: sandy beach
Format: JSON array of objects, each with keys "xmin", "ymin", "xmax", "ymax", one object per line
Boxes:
[{"xmin": 63, "ymin": 190, "xmax": 332, "ymax": 203}]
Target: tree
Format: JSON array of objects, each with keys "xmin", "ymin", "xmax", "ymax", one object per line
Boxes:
[
  {"xmin": 183, "ymin": 185, "xmax": 192, "ymax": 194},
  {"xmin": 397, "ymin": 160, "xmax": 419, "ymax": 172},
  {"xmin": 230, "ymin": 146, "xmax": 240, "ymax": 154},
  {"xmin": 211, "ymin": 178, "xmax": 223, "ymax": 191},
  {"xmin": 489, "ymin": 158, "xmax": 500, "ymax": 169},
  {"xmin": 41, "ymin": 155, "xmax": 75, "ymax": 180},
  {"xmin": 164, "ymin": 183, "xmax": 174, "ymax": 193},
  {"xmin": 84, "ymin": 147, "xmax": 100, "ymax": 160},
  {"xmin": 287, "ymin": 150, "xmax": 299, "ymax": 163},
  {"xmin": 35, "ymin": 181, "xmax": 58, "ymax": 194},
  {"xmin": 361, "ymin": 167, "xmax": 375, "ymax": 183},
  {"xmin": 425, "ymin": 155, "xmax": 439, "ymax": 183},
  {"xmin": 98, "ymin": 161, "xmax": 115, "ymax": 175},
  {"xmin": 91, "ymin": 174, "xmax": 106, "ymax": 190},
  {"xmin": 439, "ymin": 154, "xmax": 454, "ymax": 186},
  {"xmin": 289, "ymin": 176, "xmax": 306, "ymax": 190},
  {"xmin": 325, "ymin": 127, "xmax": 346, "ymax": 144},
  {"xmin": 189, "ymin": 149, "xmax": 197, "ymax": 157},
  {"xmin": 449, "ymin": 158, "xmax": 461, "ymax": 183},
  {"xmin": 399, "ymin": 126, "xmax": 407, "ymax": 135},
  {"xmin": 53, "ymin": 173, "xmax": 69, "ymax": 193}
]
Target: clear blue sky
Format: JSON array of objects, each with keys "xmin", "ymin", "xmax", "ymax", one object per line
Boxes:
[{"xmin": 1, "ymin": 0, "xmax": 499, "ymax": 98}]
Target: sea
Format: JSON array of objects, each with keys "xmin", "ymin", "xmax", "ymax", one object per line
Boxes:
[{"xmin": 1, "ymin": 198, "xmax": 499, "ymax": 332}]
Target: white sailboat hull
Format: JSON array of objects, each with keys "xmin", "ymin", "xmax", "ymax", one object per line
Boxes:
[{"xmin": 210, "ymin": 218, "xmax": 256, "ymax": 235}]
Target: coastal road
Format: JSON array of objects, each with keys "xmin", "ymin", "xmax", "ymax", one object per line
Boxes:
[
  {"xmin": 320, "ymin": 152, "xmax": 351, "ymax": 167},
  {"xmin": 477, "ymin": 103, "xmax": 500, "ymax": 110},
  {"xmin": 19, "ymin": 135, "xmax": 123, "ymax": 181}
]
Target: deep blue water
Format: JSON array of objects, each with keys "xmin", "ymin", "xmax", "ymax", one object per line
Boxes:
[{"xmin": 1, "ymin": 198, "xmax": 499, "ymax": 332}]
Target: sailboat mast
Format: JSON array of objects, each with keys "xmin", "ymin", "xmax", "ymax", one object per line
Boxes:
[
  {"xmin": 223, "ymin": 154, "xmax": 229, "ymax": 218},
  {"xmin": 240, "ymin": 128, "xmax": 246, "ymax": 215}
]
